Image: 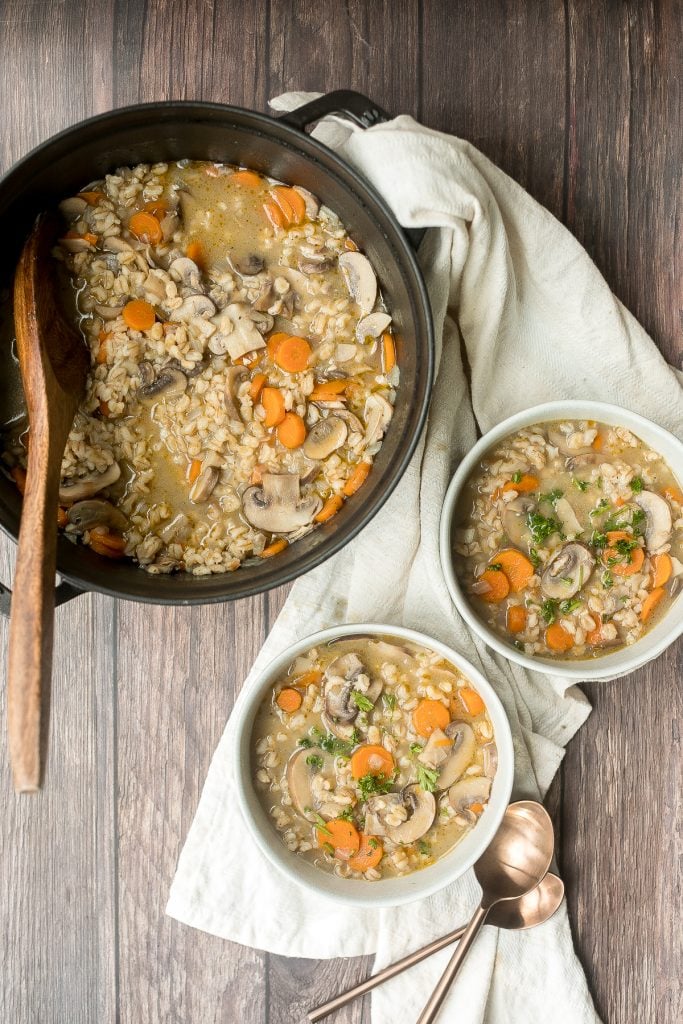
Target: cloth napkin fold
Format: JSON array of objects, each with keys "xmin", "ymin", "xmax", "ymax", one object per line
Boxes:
[{"xmin": 167, "ymin": 93, "xmax": 682, "ymax": 1023}]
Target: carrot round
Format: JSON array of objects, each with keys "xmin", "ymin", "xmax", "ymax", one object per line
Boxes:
[
  {"xmin": 478, "ymin": 568, "xmax": 510, "ymax": 603},
  {"xmin": 601, "ymin": 532, "xmax": 645, "ymax": 576},
  {"xmin": 282, "ymin": 187, "xmax": 307, "ymax": 224},
  {"xmin": 273, "ymin": 335, "xmax": 311, "ymax": 373},
  {"xmin": 263, "ymin": 199, "xmax": 286, "ymax": 229},
  {"xmin": 261, "ymin": 387, "xmax": 286, "ymax": 427},
  {"xmin": 129, "ymin": 211, "xmax": 163, "ymax": 244},
  {"xmin": 651, "ymin": 553, "xmax": 672, "ymax": 588},
  {"xmin": 188, "ymin": 458, "xmax": 202, "ymax": 484},
  {"xmin": 382, "ymin": 332, "xmax": 396, "ymax": 373},
  {"xmin": 412, "ymin": 699, "xmax": 450, "ymax": 739},
  {"xmin": 343, "ymin": 462, "xmax": 371, "ymax": 497},
  {"xmin": 350, "ymin": 744, "xmax": 395, "ymax": 779},
  {"xmin": 276, "ymin": 687, "xmax": 302, "ymax": 713},
  {"xmin": 267, "ymin": 332, "xmax": 290, "ymax": 360},
  {"xmin": 662, "ymin": 485, "xmax": 683, "ymax": 506},
  {"xmin": 292, "ymin": 669, "xmax": 323, "ymax": 688},
  {"xmin": 493, "ymin": 549, "xmax": 535, "ymax": 592},
  {"xmin": 502, "ymin": 474, "xmax": 539, "ymax": 495},
  {"xmin": 123, "ymin": 299, "xmax": 155, "ymax": 332},
  {"xmin": 271, "ymin": 186, "xmax": 296, "ymax": 225},
  {"xmin": 506, "ymin": 605, "xmax": 527, "ymax": 633},
  {"xmin": 317, "ymin": 819, "xmax": 361, "ymax": 860},
  {"xmin": 315, "ymin": 494, "xmax": 344, "ymax": 523},
  {"xmin": 277, "ymin": 412, "xmax": 307, "ymax": 449},
  {"xmin": 96, "ymin": 332, "xmax": 110, "ymax": 364},
  {"xmin": 261, "ymin": 538, "xmax": 289, "ymax": 558},
  {"xmin": 457, "ymin": 688, "xmax": 485, "ymax": 717},
  {"xmin": 545, "ymin": 622, "xmax": 574, "ymax": 652},
  {"xmin": 586, "ymin": 626, "xmax": 605, "ymax": 646},
  {"xmin": 232, "ymin": 169, "xmax": 262, "ymax": 187},
  {"xmin": 249, "ymin": 373, "xmax": 267, "ymax": 402},
  {"xmin": 592, "ymin": 434, "xmax": 604, "ymax": 451},
  {"xmin": 186, "ymin": 240, "xmax": 204, "ymax": 265},
  {"xmin": 310, "ymin": 378, "xmax": 351, "ymax": 400},
  {"xmin": 348, "ymin": 835, "xmax": 384, "ymax": 872},
  {"xmin": 57, "ymin": 506, "xmax": 68, "ymax": 528},
  {"xmin": 640, "ymin": 587, "xmax": 665, "ymax": 623},
  {"xmin": 79, "ymin": 190, "xmax": 105, "ymax": 205},
  {"xmin": 88, "ymin": 528, "xmax": 126, "ymax": 558}
]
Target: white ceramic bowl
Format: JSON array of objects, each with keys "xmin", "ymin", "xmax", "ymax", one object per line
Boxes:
[
  {"xmin": 232, "ymin": 623, "xmax": 514, "ymax": 908},
  {"xmin": 440, "ymin": 401, "xmax": 683, "ymax": 681}
]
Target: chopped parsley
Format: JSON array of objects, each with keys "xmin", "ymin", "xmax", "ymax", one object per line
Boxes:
[
  {"xmin": 297, "ymin": 736, "xmax": 314, "ymax": 749},
  {"xmin": 409, "ymin": 742, "xmax": 423, "ymax": 756},
  {"xmin": 601, "ymin": 571, "xmax": 614, "ymax": 589},
  {"xmin": 559, "ymin": 597, "xmax": 582, "ymax": 614},
  {"xmin": 305, "ymin": 754, "xmax": 324, "ymax": 770},
  {"xmin": 630, "ymin": 476, "xmax": 644, "ymax": 493},
  {"xmin": 488, "ymin": 562, "xmax": 503, "ymax": 571},
  {"xmin": 337, "ymin": 806, "xmax": 355, "ymax": 823},
  {"xmin": 310, "ymin": 727, "xmax": 359, "ymax": 757},
  {"xmin": 351, "ymin": 690, "xmax": 374, "ymax": 713},
  {"xmin": 416, "ymin": 764, "xmax": 439, "ymax": 793},
  {"xmin": 322, "ymin": 842, "xmax": 335, "ymax": 856},
  {"xmin": 306, "ymin": 810, "xmax": 332, "ymax": 835},
  {"xmin": 589, "ymin": 499, "xmax": 610, "ymax": 518},
  {"xmin": 527, "ymin": 511, "xmax": 562, "ymax": 545},
  {"xmin": 418, "ymin": 840, "xmax": 432, "ymax": 856},
  {"xmin": 357, "ymin": 772, "xmax": 394, "ymax": 802},
  {"xmin": 572, "ymin": 478, "xmax": 589, "ymax": 492},
  {"xmin": 606, "ymin": 538, "xmax": 639, "ymax": 565},
  {"xmin": 540, "ymin": 488, "xmax": 564, "ymax": 505},
  {"xmin": 511, "ymin": 471, "xmax": 523, "ymax": 484},
  {"xmin": 590, "ymin": 529, "xmax": 608, "ymax": 549},
  {"xmin": 368, "ymin": 837, "xmax": 380, "ymax": 850},
  {"xmin": 541, "ymin": 599, "xmax": 558, "ymax": 624},
  {"xmin": 528, "ymin": 547, "xmax": 541, "ymax": 569},
  {"xmin": 382, "ymin": 692, "xmax": 397, "ymax": 711}
]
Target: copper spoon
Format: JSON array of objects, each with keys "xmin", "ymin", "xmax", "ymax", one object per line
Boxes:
[
  {"xmin": 416, "ymin": 800, "xmax": 554, "ymax": 1023},
  {"xmin": 307, "ymin": 872, "xmax": 563, "ymax": 1022},
  {"xmin": 7, "ymin": 214, "xmax": 89, "ymax": 792}
]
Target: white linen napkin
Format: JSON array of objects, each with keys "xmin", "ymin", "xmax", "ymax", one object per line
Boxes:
[{"xmin": 167, "ymin": 93, "xmax": 683, "ymax": 1023}]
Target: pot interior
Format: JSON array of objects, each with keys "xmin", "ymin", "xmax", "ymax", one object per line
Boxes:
[{"xmin": 0, "ymin": 102, "xmax": 433, "ymax": 603}]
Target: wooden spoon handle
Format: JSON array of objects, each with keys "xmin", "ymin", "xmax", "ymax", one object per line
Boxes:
[{"xmin": 7, "ymin": 428, "xmax": 65, "ymax": 793}]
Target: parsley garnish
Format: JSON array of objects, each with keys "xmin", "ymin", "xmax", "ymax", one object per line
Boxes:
[
  {"xmin": 306, "ymin": 754, "xmax": 324, "ymax": 770},
  {"xmin": 306, "ymin": 810, "xmax": 332, "ymax": 835},
  {"xmin": 382, "ymin": 693, "xmax": 397, "ymax": 711},
  {"xmin": 337, "ymin": 806, "xmax": 355, "ymax": 822},
  {"xmin": 559, "ymin": 597, "xmax": 582, "ymax": 614},
  {"xmin": 589, "ymin": 499, "xmax": 610, "ymax": 518},
  {"xmin": 541, "ymin": 599, "xmax": 558, "ymax": 624},
  {"xmin": 409, "ymin": 742, "xmax": 423, "ymax": 756},
  {"xmin": 416, "ymin": 765, "xmax": 439, "ymax": 793},
  {"xmin": 310, "ymin": 727, "xmax": 358, "ymax": 757},
  {"xmin": 527, "ymin": 511, "xmax": 562, "ymax": 545},
  {"xmin": 357, "ymin": 773, "xmax": 394, "ymax": 802},
  {"xmin": 607, "ymin": 538, "xmax": 639, "ymax": 565},
  {"xmin": 540, "ymin": 489, "xmax": 564, "ymax": 505},
  {"xmin": 351, "ymin": 690, "xmax": 374, "ymax": 713},
  {"xmin": 297, "ymin": 737, "xmax": 313, "ymax": 748},
  {"xmin": 322, "ymin": 842, "xmax": 335, "ymax": 855},
  {"xmin": 630, "ymin": 477, "xmax": 644, "ymax": 493},
  {"xmin": 528, "ymin": 547, "xmax": 541, "ymax": 569},
  {"xmin": 601, "ymin": 570, "xmax": 614, "ymax": 589},
  {"xmin": 418, "ymin": 840, "xmax": 431, "ymax": 855},
  {"xmin": 488, "ymin": 562, "xmax": 503, "ymax": 572},
  {"xmin": 572, "ymin": 478, "xmax": 589, "ymax": 492},
  {"xmin": 368, "ymin": 837, "xmax": 380, "ymax": 849},
  {"xmin": 590, "ymin": 530, "xmax": 608, "ymax": 549},
  {"xmin": 511, "ymin": 471, "xmax": 523, "ymax": 484}
]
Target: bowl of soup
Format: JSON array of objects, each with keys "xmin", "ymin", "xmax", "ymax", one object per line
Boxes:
[
  {"xmin": 232, "ymin": 624, "xmax": 513, "ymax": 907},
  {"xmin": 440, "ymin": 401, "xmax": 683, "ymax": 680}
]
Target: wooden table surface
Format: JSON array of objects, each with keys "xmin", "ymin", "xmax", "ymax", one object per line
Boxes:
[{"xmin": 0, "ymin": 2, "xmax": 680, "ymax": 1022}]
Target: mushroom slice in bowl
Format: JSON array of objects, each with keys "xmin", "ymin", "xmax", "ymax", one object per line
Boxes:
[
  {"xmin": 541, "ymin": 542, "xmax": 595, "ymax": 600},
  {"xmin": 635, "ymin": 490, "xmax": 672, "ymax": 552},
  {"xmin": 241, "ymin": 474, "xmax": 321, "ymax": 533},
  {"xmin": 386, "ymin": 785, "xmax": 436, "ymax": 845}
]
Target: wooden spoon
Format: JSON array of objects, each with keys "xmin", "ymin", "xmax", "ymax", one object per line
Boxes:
[{"xmin": 8, "ymin": 213, "xmax": 89, "ymax": 793}]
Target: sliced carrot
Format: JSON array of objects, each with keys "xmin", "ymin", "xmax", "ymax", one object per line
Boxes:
[
  {"xmin": 477, "ymin": 568, "xmax": 510, "ymax": 603},
  {"xmin": 343, "ymin": 462, "xmax": 371, "ymax": 497},
  {"xmin": 662, "ymin": 485, "xmax": 683, "ymax": 506},
  {"xmin": 592, "ymin": 434, "xmax": 604, "ymax": 451},
  {"xmin": 271, "ymin": 186, "xmax": 297, "ymax": 225},
  {"xmin": 57, "ymin": 506, "xmax": 68, "ymax": 528},
  {"xmin": 457, "ymin": 688, "xmax": 485, "ymax": 717},
  {"xmin": 262, "ymin": 538, "xmax": 289, "ymax": 558},
  {"xmin": 277, "ymin": 412, "xmax": 307, "ymax": 449},
  {"xmin": 186, "ymin": 240, "xmax": 204, "ymax": 265},
  {"xmin": 88, "ymin": 528, "xmax": 126, "ymax": 558},
  {"xmin": 63, "ymin": 230, "xmax": 98, "ymax": 245},
  {"xmin": 506, "ymin": 605, "xmax": 527, "ymax": 633},
  {"xmin": 502, "ymin": 474, "xmax": 539, "ymax": 495},
  {"xmin": 79, "ymin": 190, "xmax": 105, "ymax": 205},
  {"xmin": 267, "ymin": 332, "xmax": 291, "ymax": 359},
  {"xmin": 586, "ymin": 626, "xmax": 605, "ymax": 646},
  {"xmin": 317, "ymin": 819, "xmax": 361, "ymax": 860},
  {"xmin": 605, "ymin": 530, "xmax": 630, "ymax": 544},
  {"xmin": 276, "ymin": 687, "xmax": 302, "ymax": 713},
  {"xmin": 129, "ymin": 211, "xmax": 163, "ymax": 244},
  {"xmin": 249, "ymin": 373, "xmax": 267, "ymax": 402},
  {"xmin": 123, "ymin": 299, "xmax": 156, "ymax": 332},
  {"xmin": 469, "ymin": 802, "xmax": 484, "ymax": 815},
  {"xmin": 350, "ymin": 744, "xmax": 395, "ymax": 779},
  {"xmin": 493, "ymin": 548, "xmax": 535, "ymax": 593},
  {"xmin": 545, "ymin": 622, "xmax": 574, "ymax": 653},
  {"xmin": 315, "ymin": 494, "xmax": 344, "ymax": 523},
  {"xmin": 188, "ymin": 458, "xmax": 202, "ymax": 484},
  {"xmin": 640, "ymin": 587, "xmax": 665, "ymax": 623},
  {"xmin": 348, "ymin": 835, "xmax": 384, "ymax": 872},
  {"xmin": 273, "ymin": 335, "xmax": 312, "ymax": 373},
  {"xmin": 310, "ymin": 379, "xmax": 351, "ymax": 400},
  {"xmin": 232, "ymin": 169, "xmax": 262, "ymax": 187},
  {"xmin": 602, "ymin": 532, "xmax": 645, "ymax": 576},
  {"xmin": 263, "ymin": 199, "xmax": 286, "ymax": 229},
  {"xmin": 412, "ymin": 699, "xmax": 450, "ymax": 738},
  {"xmin": 651, "ymin": 553, "xmax": 672, "ymax": 588},
  {"xmin": 292, "ymin": 669, "xmax": 323, "ymax": 688},
  {"xmin": 382, "ymin": 332, "xmax": 396, "ymax": 373},
  {"xmin": 96, "ymin": 332, "xmax": 110, "ymax": 364},
  {"xmin": 144, "ymin": 198, "xmax": 168, "ymax": 218},
  {"xmin": 261, "ymin": 387, "xmax": 286, "ymax": 427},
  {"xmin": 283, "ymin": 187, "xmax": 307, "ymax": 224},
  {"xmin": 344, "ymin": 237, "xmax": 359, "ymax": 251},
  {"xmin": 10, "ymin": 465, "xmax": 26, "ymax": 495}
]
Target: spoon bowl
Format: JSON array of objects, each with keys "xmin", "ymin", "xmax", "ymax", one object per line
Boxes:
[{"xmin": 475, "ymin": 799, "xmax": 555, "ymax": 908}]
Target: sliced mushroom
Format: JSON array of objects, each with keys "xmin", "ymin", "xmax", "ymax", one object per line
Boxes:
[
  {"xmin": 189, "ymin": 465, "xmax": 220, "ymax": 503},
  {"xmin": 225, "ymin": 365, "xmax": 248, "ymax": 420},
  {"xmin": 286, "ymin": 747, "xmax": 334, "ymax": 823},
  {"xmin": 483, "ymin": 743, "xmax": 498, "ymax": 779},
  {"xmin": 335, "ymin": 408, "xmax": 365, "ymax": 435},
  {"xmin": 209, "ymin": 303, "xmax": 268, "ymax": 359},
  {"xmin": 554, "ymin": 497, "xmax": 582, "ymax": 537},
  {"xmin": 323, "ymin": 653, "xmax": 365, "ymax": 724},
  {"xmin": 158, "ymin": 512, "xmax": 191, "ymax": 543},
  {"xmin": 143, "ymin": 273, "xmax": 167, "ymax": 304},
  {"xmin": 635, "ymin": 490, "xmax": 672, "ymax": 552},
  {"xmin": 293, "ymin": 185, "xmax": 320, "ymax": 220},
  {"xmin": 338, "ymin": 252, "xmax": 377, "ymax": 316},
  {"xmin": 448, "ymin": 776, "xmax": 491, "ymax": 816},
  {"xmin": 59, "ymin": 462, "xmax": 121, "ymax": 504},
  {"xmin": 67, "ymin": 499, "xmax": 127, "ymax": 533},
  {"xmin": 364, "ymin": 793, "xmax": 404, "ymax": 837},
  {"xmin": 547, "ymin": 426, "xmax": 594, "ymax": 456},
  {"xmin": 94, "ymin": 302, "xmax": 125, "ymax": 321},
  {"xmin": 59, "ymin": 196, "xmax": 88, "ymax": 218},
  {"xmin": 541, "ymin": 542, "xmax": 595, "ymax": 599},
  {"xmin": 172, "ymin": 294, "xmax": 217, "ymax": 321},
  {"xmin": 363, "ymin": 393, "xmax": 393, "ymax": 447},
  {"xmin": 138, "ymin": 360, "xmax": 155, "ymax": 386},
  {"xmin": 242, "ymin": 473, "xmax": 321, "ymax": 533},
  {"xmin": 417, "ymin": 728, "xmax": 452, "ymax": 770},
  {"xmin": 502, "ymin": 496, "xmax": 534, "ymax": 547},
  {"xmin": 355, "ymin": 311, "xmax": 391, "ymax": 343},
  {"xmin": 102, "ymin": 235, "xmax": 134, "ymax": 254},
  {"xmin": 435, "ymin": 722, "xmax": 478, "ymax": 790},
  {"xmin": 231, "ymin": 253, "xmax": 265, "ymax": 276},
  {"xmin": 137, "ymin": 366, "xmax": 188, "ymax": 406},
  {"xmin": 387, "ymin": 785, "xmax": 436, "ymax": 845},
  {"xmin": 566, "ymin": 454, "xmax": 598, "ymax": 471},
  {"xmin": 303, "ymin": 416, "xmax": 348, "ymax": 460},
  {"xmin": 60, "ymin": 235, "xmax": 95, "ymax": 253},
  {"xmin": 168, "ymin": 256, "xmax": 202, "ymax": 290}
]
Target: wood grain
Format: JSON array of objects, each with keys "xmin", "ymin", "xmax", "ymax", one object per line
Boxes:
[{"xmin": 0, "ymin": 1, "xmax": 680, "ymax": 1022}]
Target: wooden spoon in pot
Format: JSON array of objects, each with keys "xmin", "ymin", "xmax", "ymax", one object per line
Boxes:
[{"xmin": 8, "ymin": 214, "xmax": 89, "ymax": 792}]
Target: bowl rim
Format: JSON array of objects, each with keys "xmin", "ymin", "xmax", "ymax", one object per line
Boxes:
[
  {"xmin": 439, "ymin": 400, "xmax": 683, "ymax": 680},
  {"xmin": 231, "ymin": 622, "xmax": 514, "ymax": 908}
]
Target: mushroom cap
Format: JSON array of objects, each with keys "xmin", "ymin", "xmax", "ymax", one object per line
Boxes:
[
  {"xmin": 448, "ymin": 775, "xmax": 491, "ymax": 815},
  {"xmin": 483, "ymin": 742, "xmax": 498, "ymax": 779},
  {"xmin": 387, "ymin": 784, "xmax": 436, "ymax": 845},
  {"xmin": 502, "ymin": 496, "xmax": 535, "ymax": 547},
  {"xmin": 323, "ymin": 652, "xmax": 365, "ymax": 724},
  {"xmin": 541, "ymin": 542, "xmax": 595, "ymax": 599},
  {"xmin": 241, "ymin": 473, "xmax": 321, "ymax": 533},
  {"xmin": 292, "ymin": 185, "xmax": 320, "ymax": 220},
  {"xmin": 635, "ymin": 490, "xmax": 672, "ymax": 552},
  {"xmin": 59, "ymin": 196, "xmax": 88, "ymax": 218},
  {"xmin": 209, "ymin": 303, "xmax": 268, "ymax": 359},
  {"xmin": 189, "ymin": 465, "xmax": 220, "ymax": 503},
  {"xmin": 286, "ymin": 747, "xmax": 333, "ymax": 823},
  {"xmin": 59, "ymin": 462, "xmax": 121, "ymax": 504},
  {"xmin": 172, "ymin": 294, "xmax": 217, "ymax": 321},
  {"xmin": 303, "ymin": 416, "xmax": 348, "ymax": 460},
  {"xmin": 363, "ymin": 393, "xmax": 393, "ymax": 447},
  {"xmin": 94, "ymin": 302, "xmax": 125, "ymax": 321},
  {"xmin": 137, "ymin": 366, "xmax": 188, "ymax": 406},
  {"xmin": 231, "ymin": 253, "xmax": 265, "ymax": 276},
  {"xmin": 355, "ymin": 311, "xmax": 392, "ymax": 343},
  {"xmin": 554, "ymin": 496, "xmax": 582, "ymax": 538},
  {"xmin": 168, "ymin": 256, "xmax": 202, "ymax": 290},
  {"xmin": 435, "ymin": 722, "xmax": 477, "ymax": 790},
  {"xmin": 338, "ymin": 251, "xmax": 377, "ymax": 316},
  {"xmin": 67, "ymin": 499, "xmax": 127, "ymax": 533},
  {"xmin": 547, "ymin": 426, "xmax": 594, "ymax": 456}
]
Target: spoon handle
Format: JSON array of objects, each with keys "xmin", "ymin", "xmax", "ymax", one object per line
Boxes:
[
  {"xmin": 415, "ymin": 904, "xmax": 489, "ymax": 1024},
  {"xmin": 307, "ymin": 922, "xmax": 469, "ymax": 1021}
]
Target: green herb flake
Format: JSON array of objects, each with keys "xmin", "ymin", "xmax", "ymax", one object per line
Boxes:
[
  {"xmin": 589, "ymin": 499, "xmax": 610, "ymax": 519},
  {"xmin": 409, "ymin": 742, "xmax": 423, "ymax": 756},
  {"xmin": 306, "ymin": 810, "xmax": 332, "ymax": 836},
  {"xmin": 590, "ymin": 530, "xmax": 608, "ymax": 549},
  {"xmin": 310, "ymin": 727, "xmax": 355, "ymax": 757},
  {"xmin": 337, "ymin": 806, "xmax": 355, "ymax": 823},
  {"xmin": 488, "ymin": 562, "xmax": 503, "ymax": 572},
  {"xmin": 368, "ymin": 838, "xmax": 380, "ymax": 850},
  {"xmin": 528, "ymin": 547, "xmax": 541, "ymax": 569},
  {"xmin": 351, "ymin": 690, "xmax": 374, "ymax": 713},
  {"xmin": 306, "ymin": 754, "xmax": 324, "ymax": 770},
  {"xmin": 527, "ymin": 511, "xmax": 563, "ymax": 545},
  {"xmin": 357, "ymin": 773, "xmax": 394, "ymax": 802},
  {"xmin": 572, "ymin": 478, "xmax": 589, "ymax": 492},
  {"xmin": 541, "ymin": 599, "xmax": 558, "ymax": 625},
  {"xmin": 559, "ymin": 597, "xmax": 582, "ymax": 614},
  {"xmin": 418, "ymin": 840, "xmax": 431, "ymax": 856},
  {"xmin": 322, "ymin": 842, "xmax": 335, "ymax": 856},
  {"xmin": 297, "ymin": 737, "xmax": 314, "ymax": 749},
  {"xmin": 630, "ymin": 476, "xmax": 644, "ymax": 493},
  {"xmin": 416, "ymin": 764, "xmax": 440, "ymax": 793},
  {"xmin": 540, "ymin": 488, "xmax": 564, "ymax": 505},
  {"xmin": 601, "ymin": 571, "xmax": 614, "ymax": 589},
  {"xmin": 382, "ymin": 693, "xmax": 397, "ymax": 711},
  {"xmin": 511, "ymin": 471, "xmax": 523, "ymax": 484}
]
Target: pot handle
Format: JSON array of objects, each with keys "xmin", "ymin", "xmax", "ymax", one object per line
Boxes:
[
  {"xmin": 0, "ymin": 578, "xmax": 83, "ymax": 618},
  {"xmin": 276, "ymin": 90, "xmax": 426, "ymax": 252}
]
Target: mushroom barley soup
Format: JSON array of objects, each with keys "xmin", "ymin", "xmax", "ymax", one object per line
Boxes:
[
  {"xmin": 453, "ymin": 420, "xmax": 683, "ymax": 658},
  {"xmin": 252, "ymin": 636, "xmax": 497, "ymax": 881},
  {"xmin": 2, "ymin": 162, "xmax": 398, "ymax": 574}
]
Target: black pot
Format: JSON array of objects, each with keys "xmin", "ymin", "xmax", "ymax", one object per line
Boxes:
[{"xmin": 0, "ymin": 91, "xmax": 433, "ymax": 610}]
